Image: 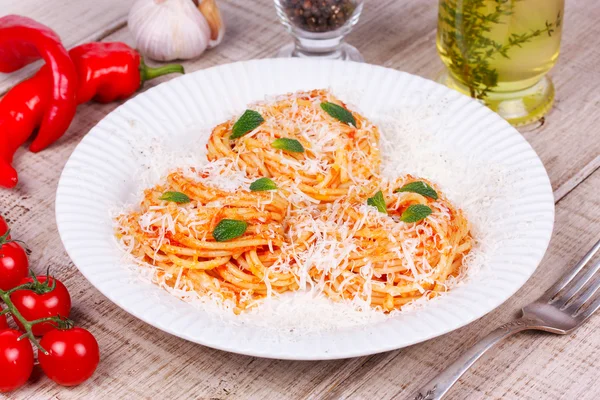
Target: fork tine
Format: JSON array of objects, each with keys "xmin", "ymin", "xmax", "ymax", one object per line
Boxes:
[
  {"xmin": 564, "ymin": 262, "xmax": 600, "ymax": 314},
  {"xmin": 575, "ymin": 291, "xmax": 600, "ymax": 321},
  {"xmin": 539, "ymin": 238, "xmax": 600, "ymax": 303},
  {"xmin": 553, "ymin": 254, "xmax": 600, "ymax": 308},
  {"xmin": 553, "ymin": 252, "xmax": 600, "ymax": 309},
  {"xmin": 553, "ymin": 255, "xmax": 600, "ymax": 309}
]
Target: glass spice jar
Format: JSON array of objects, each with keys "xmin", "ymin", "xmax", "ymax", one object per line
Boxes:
[{"xmin": 274, "ymin": 0, "xmax": 365, "ymax": 61}]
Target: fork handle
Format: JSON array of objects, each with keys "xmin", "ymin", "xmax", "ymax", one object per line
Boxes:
[{"xmin": 412, "ymin": 317, "xmax": 539, "ymax": 400}]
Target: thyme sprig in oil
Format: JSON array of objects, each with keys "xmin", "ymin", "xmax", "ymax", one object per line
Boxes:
[{"xmin": 438, "ymin": 0, "xmax": 562, "ymax": 100}]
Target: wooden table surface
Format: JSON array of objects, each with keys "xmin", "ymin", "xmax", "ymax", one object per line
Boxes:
[{"xmin": 1, "ymin": 0, "xmax": 599, "ymax": 399}]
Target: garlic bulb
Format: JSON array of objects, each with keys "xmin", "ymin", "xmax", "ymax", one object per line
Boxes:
[{"xmin": 128, "ymin": 0, "xmax": 224, "ymax": 62}]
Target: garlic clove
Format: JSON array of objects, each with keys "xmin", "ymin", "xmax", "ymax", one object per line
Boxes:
[
  {"xmin": 198, "ymin": 0, "xmax": 225, "ymax": 48},
  {"xmin": 128, "ymin": 0, "xmax": 212, "ymax": 62}
]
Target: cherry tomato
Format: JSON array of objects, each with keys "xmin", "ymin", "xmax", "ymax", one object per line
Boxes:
[
  {"xmin": 11, "ymin": 276, "xmax": 72, "ymax": 336},
  {"xmin": 0, "ymin": 215, "xmax": 9, "ymax": 237},
  {"xmin": 0, "ymin": 313, "xmax": 7, "ymax": 330},
  {"xmin": 0, "ymin": 329, "xmax": 34, "ymax": 393},
  {"xmin": 0, "ymin": 241, "xmax": 29, "ymax": 291},
  {"xmin": 38, "ymin": 328, "xmax": 100, "ymax": 386}
]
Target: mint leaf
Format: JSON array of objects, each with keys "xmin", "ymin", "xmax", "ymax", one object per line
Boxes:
[
  {"xmin": 400, "ymin": 204, "xmax": 432, "ymax": 223},
  {"xmin": 395, "ymin": 181, "xmax": 438, "ymax": 200},
  {"xmin": 249, "ymin": 177, "xmax": 277, "ymax": 191},
  {"xmin": 159, "ymin": 191, "xmax": 191, "ymax": 204},
  {"xmin": 272, "ymin": 138, "xmax": 305, "ymax": 153},
  {"xmin": 230, "ymin": 110, "xmax": 264, "ymax": 139},
  {"xmin": 320, "ymin": 101, "xmax": 356, "ymax": 126},
  {"xmin": 367, "ymin": 190, "xmax": 387, "ymax": 214},
  {"xmin": 212, "ymin": 219, "xmax": 248, "ymax": 242}
]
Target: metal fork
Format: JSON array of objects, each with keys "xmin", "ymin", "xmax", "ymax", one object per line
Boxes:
[{"xmin": 413, "ymin": 238, "xmax": 600, "ymax": 400}]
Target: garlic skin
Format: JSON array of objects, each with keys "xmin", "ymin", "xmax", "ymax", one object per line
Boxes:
[
  {"xmin": 128, "ymin": 0, "xmax": 212, "ymax": 62},
  {"xmin": 198, "ymin": 0, "xmax": 225, "ymax": 48}
]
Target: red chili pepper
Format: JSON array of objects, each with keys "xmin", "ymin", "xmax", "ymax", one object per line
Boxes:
[
  {"xmin": 0, "ymin": 40, "xmax": 184, "ymax": 188},
  {"xmin": 0, "ymin": 15, "xmax": 77, "ymax": 153},
  {"xmin": 0, "ymin": 70, "xmax": 50, "ymax": 188},
  {"xmin": 69, "ymin": 42, "xmax": 184, "ymax": 104}
]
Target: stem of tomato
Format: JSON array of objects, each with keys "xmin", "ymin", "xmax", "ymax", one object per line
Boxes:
[
  {"xmin": 0, "ymin": 230, "xmax": 27, "ymax": 247},
  {"xmin": 28, "ymin": 316, "xmax": 63, "ymax": 326},
  {"xmin": 0, "ymin": 284, "xmax": 72, "ymax": 355},
  {"xmin": 0, "ymin": 286, "xmax": 46, "ymax": 353},
  {"xmin": 5, "ymin": 283, "xmax": 32, "ymax": 294}
]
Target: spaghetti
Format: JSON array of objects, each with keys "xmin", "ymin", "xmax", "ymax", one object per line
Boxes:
[
  {"xmin": 115, "ymin": 165, "xmax": 298, "ymax": 312},
  {"xmin": 285, "ymin": 176, "xmax": 472, "ymax": 311},
  {"xmin": 206, "ymin": 89, "xmax": 380, "ymax": 202}
]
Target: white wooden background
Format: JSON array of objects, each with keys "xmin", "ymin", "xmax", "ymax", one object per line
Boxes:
[{"xmin": 1, "ymin": 0, "xmax": 599, "ymax": 399}]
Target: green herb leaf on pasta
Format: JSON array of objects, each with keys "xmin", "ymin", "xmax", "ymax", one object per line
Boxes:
[
  {"xmin": 212, "ymin": 219, "xmax": 248, "ymax": 242},
  {"xmin": 250, "ymin": 177, "xmax": 277, "ymax": 191},
  {"xmin": 230, "ymin": 110, "xmax": 264, "ymax": 139},
  {"xmin": 320, "ymin": 101, "xmax": 356, "ymax": 126},
  {"xmin": 271, "ymin": 138, "xmax": 305, "ymax": 153},
  {"xmin": 400, "ymin": 204, "xmax": 432, "ymax": 223},
  {"xmin": 367, "ymin": 190, "xmax": 387, "ymax": 214},
  {"xmin": 159, "ymin": 191, "xmax": 191, "ymax": 204},
  {"xmin": 395, "ymin": 181, "xmax": 438, "ymax": 200}
]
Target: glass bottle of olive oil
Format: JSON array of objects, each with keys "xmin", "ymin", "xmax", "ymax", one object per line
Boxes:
[{"xmin": 437, "ymin": 0, "xmax": 564, "ymax": 126}]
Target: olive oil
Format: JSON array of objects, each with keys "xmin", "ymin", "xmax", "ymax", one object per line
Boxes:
[{"xmin": 436, "ymin": 0, "xmax": 564, "ymax": 125}]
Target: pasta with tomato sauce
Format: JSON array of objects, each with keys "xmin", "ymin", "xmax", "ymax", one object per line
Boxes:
[{"xmin": 115, "ymin": 89, "xmax": 472, "ymax": 314}]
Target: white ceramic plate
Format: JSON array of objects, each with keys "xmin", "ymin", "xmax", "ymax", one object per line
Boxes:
[{"xmin": 56, "ymin": 59, "xmax": 554, "ymax": 360}]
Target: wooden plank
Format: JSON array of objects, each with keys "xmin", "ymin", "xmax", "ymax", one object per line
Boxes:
[
  {"xmin": 0, "ymin": 0, "xmax": 135, "ymax": 94},
  {"xmin": 554, "ymin": 154, "xmax": 600, "ymax": 202},
  {"xmin": 0, "ymin": 0, "xmax": 599, "ymax": 399}
]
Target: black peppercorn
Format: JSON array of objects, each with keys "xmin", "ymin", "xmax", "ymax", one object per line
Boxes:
[{"xmin": 283, "ymin": 0, "xmax": 357, "ymax": 33}]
